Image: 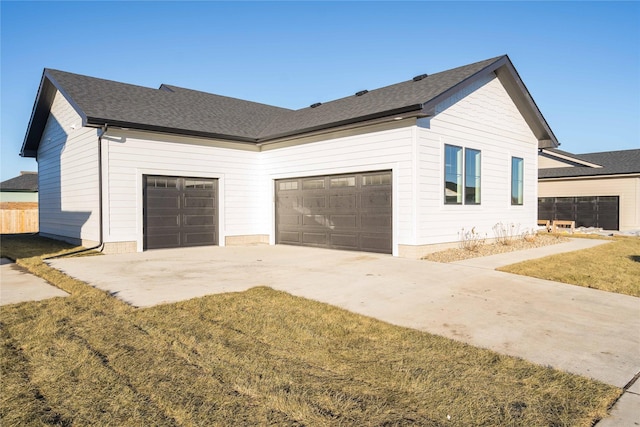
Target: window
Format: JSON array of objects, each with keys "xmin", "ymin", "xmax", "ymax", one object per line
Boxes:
[
  {"xmin": 445, "ymin": 145, "xmax": 463, "ymax": 204},
  {"xmin": 511, "ymin": 157, "xmax": 524, "ymax": 205},
  {"xmin": 363, "ymin": 173, "xmax": 392, "ymax": 186},
  {"xmin": 302, "ymin": 179, "xmax": 324, "ymax": 189},
  {"xmin": 278, "ymin": 181, "xmax": 298, "ymax": 191},
  {"xmin": 465, "ymin": 149, "xmax": 481, "ymax": 205},
  {"xmin": 444, "ymin": 145, "xmax": 481, "ymax": 205},
  {"xmin": 330, "ymin": 176, "xmax": 355, "ymax": 187}
]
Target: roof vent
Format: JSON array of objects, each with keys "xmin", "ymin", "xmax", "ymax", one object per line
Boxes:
[
  {"xmin": 355, "ymin": 90, "xmax": 368, "ymax": 96},
  {"xmin": 412, "ymin": 73, "xmax": 429, "ymax": 82},
  {"xmin": 310, "ymin": 102, "xmax": 322, "ymax": 108}
]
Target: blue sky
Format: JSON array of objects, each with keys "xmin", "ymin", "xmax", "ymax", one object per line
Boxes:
[{"xmin": 1, "ymin": 1, "xmax": 638, "ymax": 180}]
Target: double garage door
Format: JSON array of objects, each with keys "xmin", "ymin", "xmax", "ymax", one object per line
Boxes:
[
  {"xmin": 275, "ymin": 171, "xmax": 392, "ymax": 254},
  {"xmin": 143, "ymin": 176, "xmax": 218, "ymax": 249},
  {"xmin": 538, "ymin": 196, "xmax": 619, "ymax": 230},
  {"xmin": 143, "ymin": 171, "xmax": 393, "ymax": 253}
]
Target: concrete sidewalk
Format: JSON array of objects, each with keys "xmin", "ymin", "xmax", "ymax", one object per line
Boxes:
[
  {"xmin": 48, "ymin": 241, "xmax": 640, "ymax": 392},
  {"xmin": 453, "ymin": 238, "xmax": 611, "ymax": 269},
  {"xmin": 1, "ymin": 258, "xmax": 68, "ymax": 305}
]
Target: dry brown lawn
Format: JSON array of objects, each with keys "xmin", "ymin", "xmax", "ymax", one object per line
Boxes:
[
  {"xmin": 1, "ymin": 235, "xmax": 621, "ymax": 426},
  {"xmin": 499, "ymin": 235, "xmax": 640, "ymax": 297}
]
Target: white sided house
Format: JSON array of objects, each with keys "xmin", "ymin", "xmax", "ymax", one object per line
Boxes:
[{"xmin": 21, "ymin": 55, "xmax": 558, "ymax": 257}]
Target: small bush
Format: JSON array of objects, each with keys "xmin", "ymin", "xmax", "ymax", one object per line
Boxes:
[
  {"xmin": 493, "ymin": 222, "xmax": 521, "ymax": 245},
  {"xmin": 522, "ymin": 228, "xmax": 538, "ymax": 243},
  {"xmin": 459, "ymin": 227, "xmax": 486, "ymax": 252}
]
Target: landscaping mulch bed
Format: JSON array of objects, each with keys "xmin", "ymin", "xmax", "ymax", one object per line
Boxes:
[{"xmin": 423, "ymin": 234, "xmax": 570, "ymax": 263}]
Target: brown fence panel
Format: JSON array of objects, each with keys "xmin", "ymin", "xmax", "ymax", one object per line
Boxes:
[{"xmin": 0, "ymin": 203, "xmax": 39, "ymax": 234}]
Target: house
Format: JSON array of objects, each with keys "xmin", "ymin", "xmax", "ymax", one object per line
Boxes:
[
  {"xmin": 0, "ymin": 172, "xmax": 39, "ymax": 234},
  {"xmin": 538, "ymin": 148, "xmax": 640, "ymax": 231},
  {"xmin": 0, "ymin": 172, "xmax": 38, "ymax": 202},
  {"xmin": 20, "ymin": 55, "xmax": 558, "ymax": 257}
]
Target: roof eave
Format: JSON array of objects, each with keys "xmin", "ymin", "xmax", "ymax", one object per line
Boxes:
[
  {"xmin": 20, "ymin": 69, "xmax": 90, "ymax": 158},
  {"xmin": 85, "ymin": 117, "xmax": 260, "ymax": 144},
  {"xmin": 258, "ymin": 104, "xmax": 425, "ymax": 142},
  {"xmin": 494, "ymin": 57, "xmax": 559, "ymax": 148},
  {"xmin": 539, "ymin": 172, "xmax": 640, "ymax": 180},
  {"xmin": 420, "ymin": 56, "xmax": 559, "ymax": 149}
]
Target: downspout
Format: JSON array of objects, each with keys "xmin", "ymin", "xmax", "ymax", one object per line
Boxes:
[{"xmin": 44, "ymin": 125, "xmax": 107, "ymax": 259}]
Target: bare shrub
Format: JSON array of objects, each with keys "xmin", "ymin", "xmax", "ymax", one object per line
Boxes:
[
  {"xmin": 493, "ymin": 222, "xmax": 521, "ymax": 245},
  {"xmin": 459, "ymin": 227, "xmax": 486, "ymax": 252},
  {"xmin": 522, "ymin": 228, "xmax": 538, "ymax": 243}
]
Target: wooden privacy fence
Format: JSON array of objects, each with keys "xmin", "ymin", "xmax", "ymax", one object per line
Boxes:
[{"xmin": 0, "ymin": 202, "xmax": 38, "ymax": 234}]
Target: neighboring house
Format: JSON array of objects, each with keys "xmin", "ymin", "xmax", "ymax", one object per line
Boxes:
[
  {"xmin": 538, "ymin": 148, "xmax": 640, "ymax": 231},
  {"xmin": 0, "ymin": 172, "xmax": 39, "ymax": 233},
  {"xmin": 0, "ymin": 172, "xmax": 38, "ymax": 202},
  {"xmin": 20, "ymin": 55, "xmax": 558, "ymax": 257}
]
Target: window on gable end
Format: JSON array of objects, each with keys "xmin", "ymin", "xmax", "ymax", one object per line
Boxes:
[
  {"xmin": 511, "ymin": 157, "xmax": 524, "ymax": 205},
  {"xmin": 444, "ymin": 144, "xmax": 481, "ymax": 205}
]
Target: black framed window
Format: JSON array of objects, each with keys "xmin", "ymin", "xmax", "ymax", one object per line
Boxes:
[
  {"xmin": 444, "ymin": 145, "xmax": 481, "ymax": 205},
  {"xmin": 465, "ymin": 149, "xmax": 481, "ymax": 205},
  {"xmin": 511, "ymin": 157, "xmax": 524, "ymax": 205}
]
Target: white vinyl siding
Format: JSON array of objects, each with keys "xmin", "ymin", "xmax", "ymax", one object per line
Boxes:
[
  {"xmin": 415, "ymin": 74, "xmax": 538, "ymax": 245},
  {"xmin": 103, "ymin": 131, "xmax": 262, "ymax": 249},
  {"xmin": 37, "ymin": 91, "xmax": 100, "ymax": 243}
]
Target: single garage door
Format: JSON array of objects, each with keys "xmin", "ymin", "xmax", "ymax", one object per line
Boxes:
[
  {"xmin": 538, "ymin": 196, "xmax": 619, "ymax": 230},
  {"xmin": 276, "ymin": 171, "xmax": 392, "ymax": 254},
  {"xmin": 144, "ymin": 175, "xmax": 218, "ymax": 249}
]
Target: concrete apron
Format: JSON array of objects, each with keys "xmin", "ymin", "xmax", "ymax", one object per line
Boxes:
[
  {"xmin": 48, "ymin": 244, "xmax": 639, "ymax": 391},
  {"xmin": 1, "ymin": 258, "xmax": 68, "ymax": 305}
]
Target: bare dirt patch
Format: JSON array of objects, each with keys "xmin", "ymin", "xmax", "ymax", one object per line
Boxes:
[{"xmin": 423, "ymin": 234, "xmax": 570, "ymax": 263}]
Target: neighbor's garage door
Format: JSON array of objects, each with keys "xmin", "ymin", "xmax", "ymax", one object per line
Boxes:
[
  {"xmin": 144, "ymin": 175, "xmax": 218, "ymax": 249},
  {"xmin": 538, "ymin": 196, "xmax": 619, "ymax": 230},
  {"xmin": 275, "ymin": 171, "xmax": 392, "ymax": 254}
]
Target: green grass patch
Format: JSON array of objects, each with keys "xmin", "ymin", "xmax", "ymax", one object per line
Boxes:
[
  {"xmin": 1, "ymin": 235, "xmax": 620, "ymax": 426},
  {"xmin": 499, "ymin": 236, "xmax": 640, "ymax": 297}
]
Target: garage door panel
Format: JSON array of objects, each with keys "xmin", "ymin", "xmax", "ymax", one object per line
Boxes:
[
  {"xmin": 362, "ymin": 192, "xmax": 392, "ymax": 208},
  {"xmin": 146, "ymin": 215, "xmax": 179, "ymax": 228},
  {"xmin": 361, "ymin": 214, "xmax": 391, "ymax": 228},
  {"xmin": 329, "ymin": 194, "xmax": 357, "ymax": 209},
  {"xmin": 144, "ymin": 176, "xmax": 218, "ymax": 249},
  {"xmin": 329, "ymin": 215, "xmax": 357, "ymax": 228},
  {"xmin": 146, "ymin": 196, "xmax": 180, "ymax": 209},
  {"xmin": 303, "ymin": 214, "xmax": 331, "ymax": 227},
  {"xmin": 302, "ymin": 196, "xmax": 326, "ymax": 209},
  {"xmin": 276, "ymin": 171, "xmax": 391, "ymax": 254},
  {"xmin": 183, "ymin": 232, "xmax": 216, "ymax": 246},
  {"xmin": 183, "ymin": 215, "xmax": 215, "ymax": 226},
  {"xmin": 278, "ymin": 214, "xmax": 301, "ymax": 226},
  {"xmin": 183, "ymin": 197, "xmax": 215, "ymax": 208},
  {"xmin": 361, "ymin": 234, "xmax": 392, "ymax": 252},
  {"xmin": 277, "ymin": 195, "xmax": 301, "ymax": 209},
  {"xmin": 302, "ymin": 232, "xmax": 327, "ymax": 245},
  {"xmin": 146, "ymin": 233, "xmax": 180, "ymax": 249},
  {"xmin": 330, "ymin": 233, "xmax": 358, "ymax": 248},
  {"xmin": 279, "ymin": 231, "xmax": 301, "ymax": 244}
]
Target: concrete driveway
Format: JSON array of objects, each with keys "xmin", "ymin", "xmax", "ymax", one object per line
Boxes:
[{"xmin": 48, "ymin": 241, "xmax": 639, "ymax": 393}]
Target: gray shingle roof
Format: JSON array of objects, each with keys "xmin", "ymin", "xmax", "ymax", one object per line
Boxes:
[
  {"xmin": 0, "ymin": 172, "xmax": 38, "ymax": 192},
  {"xmin": 257, "ymin": 56, "xmax": 502, "ymax": 139},
  {"xmin": 21, "ymin": 55, "xmax": 558, "ymax": 157},
  {"xmin": 538, "ymin": 149, "xmax": 640, "ymax": 179},
  {"xmin": 47, "ymin": 70, "xmax": 291, "ymax": 141}
]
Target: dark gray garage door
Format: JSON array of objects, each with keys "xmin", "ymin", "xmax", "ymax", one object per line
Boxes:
[
  {"xmin": 538, "ymin": 196, "xmax": 619, "ymax": 230},
  {"xmin": 144, "ymin": 176, "xmax": 218, "ymax": 249},
  {"xmin": 276, "ymin": 171, "xmax": 392, "ymax": 254}
]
